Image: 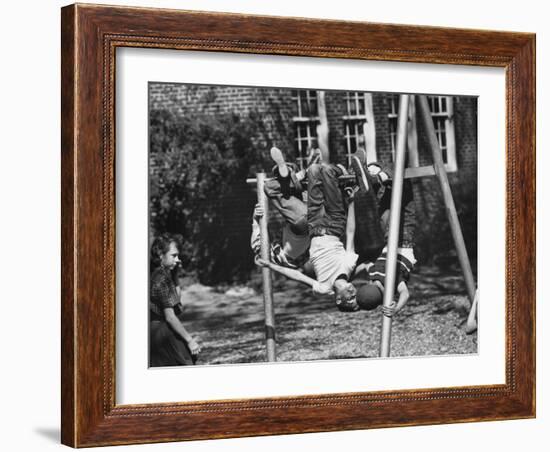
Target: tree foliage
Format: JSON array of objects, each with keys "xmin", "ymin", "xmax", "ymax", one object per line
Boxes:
[{"xmin": 149, "ymin": 109, "xmax": 273, "ymax": 284}]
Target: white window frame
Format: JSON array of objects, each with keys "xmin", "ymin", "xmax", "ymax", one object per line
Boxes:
[
  {"xmin": 291, "ymin": 90, "xmax": 320, "ymax": 170},
  {"xmin": 388, "ymin": 95, "xmax": 457, "ymax": 172},
  {"xmin": 427, "ymin": 95, "xmax": 457, "ymax": 172},
  {"xmin": 387, "ymin": 95, "xmax": 399, "ymax": 159},
  {"xmin": 342, "ymin": 92, "xmax": 377, "ymax": 166}
]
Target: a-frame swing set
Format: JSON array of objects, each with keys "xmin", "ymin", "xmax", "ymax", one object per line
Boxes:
[{"xmin": 246, "ymin": 94, "xmax": 478, "ymax": 361}]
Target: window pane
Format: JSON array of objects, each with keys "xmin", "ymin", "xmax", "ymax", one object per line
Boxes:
[
  {"xmin": 389, "ymin": 118, "xmax": 397, "ymax": 153},
  {"xmin": 310, "ymin": 99, "xmax": 318, "ymax": 116},
  {"xmin": 297, "ymin": 123, "xmax": 305, "ymax": 138},
  {"xmin": 350, "ymin": 136, "xmax": 357, "ymax": 153},
  {"xmin": 309, "ymin": 123, "xmax": 317, "ymax": 142},
  {"xmin": 432, "ymin": 97, "xmax": 441, "ymax": 113},
  {"xmin": 358, "ymin": 95, "xmax": 365, "ymax": 115},
  {"xmin": 390, "ymin": 95, "xmax": 398, "ymax": 115},
  {"xmin": 300, "ymin": 96, "xmax": 309, "ymax": 116},
  {"xmin": 308, "ymin": 91, "xmax": 318, "ymax": 116},
  {"xmin": 349, "ymin": 97, "xmax": 356, "ymax": 115}
]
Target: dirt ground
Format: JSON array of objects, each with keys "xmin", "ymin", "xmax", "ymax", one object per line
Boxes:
[{"xmin": 182, "ymin": 264, "xmax": 477, "ymax": 365}]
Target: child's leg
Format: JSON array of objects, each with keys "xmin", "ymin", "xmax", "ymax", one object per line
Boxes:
[
  {"xmin": 350, "ymin": 150, "xmax": 385, "ymax": 262},
  {"xmin": 266, "ymin": 146, "xmax": 304, "ymax": 198},
  {"xmin": 377, "ymin": 179, "xmax": 416, "ymax": 248},
  {"xmin": 346, "ymin": 201, "xmax": 356, "ymax": 254},
  {"xmin": 263, "ymin": 182, "xmax": 308, "ymax": 236},
  {"xmin": 307, "ymin": 163, "xmax": 347, "ymax": 239},
  {"xmin": 263, "ymin": 147, "xmax": 308, "ymax": 235}
]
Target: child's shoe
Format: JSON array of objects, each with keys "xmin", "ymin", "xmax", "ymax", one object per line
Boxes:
[
  {"xmin": 306, "ymin": 147, "xmax": 323, "ymax": 167},
  {"xmin": 270, "ymin": 243, "xmax": 299, "ymax": 269}
]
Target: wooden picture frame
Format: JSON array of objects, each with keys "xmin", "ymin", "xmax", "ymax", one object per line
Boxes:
[{"xmin": 61, "ymin": 3, "xmax": 535, "ymax": 447}]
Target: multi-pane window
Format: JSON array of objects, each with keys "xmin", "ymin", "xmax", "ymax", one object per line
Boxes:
[
  {"xmin": 427, "ymin": 96, "xmax": 453, "ymax": 164},
  {"xmin": 343, "ymin": 92, "xmax": 371, "ymax": 166},
  {"xmin": 291, "ymin": 90, "xmax": 319, "ymax": 169},
  {"xmin": 387, "ymin": 94, "xmax": 456, "ymax": 171},
  {"xmin": 343, "ymin": 121, "xmax": 365, "ymax": 160},
  {"xmin": 388, "ymin": 94, "xmax": 399, "ymax": 157}
]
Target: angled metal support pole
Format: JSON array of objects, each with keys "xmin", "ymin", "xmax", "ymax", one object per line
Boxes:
[
  {"xmin": 256, "ymin": 173, "xmax": 276, "ymax": 361},
  {"xmin": 380, "ymin": 94, "xmax": 410, "ymax": 358},
  {"xmin": 417, "ymin": 95, "xmax": 477, "ymax": 306}
]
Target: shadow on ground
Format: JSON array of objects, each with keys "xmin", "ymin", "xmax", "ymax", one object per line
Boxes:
[{"xmin": 182, "ymin": 264, "xmax": 477, "ymax": 365}]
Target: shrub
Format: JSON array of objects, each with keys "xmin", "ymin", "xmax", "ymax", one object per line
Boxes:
[{"xmin": 149, "ymin": 109, "xmax": 273, "ymax": 284}]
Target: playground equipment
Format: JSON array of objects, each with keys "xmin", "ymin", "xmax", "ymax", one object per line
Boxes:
[
  {"xmin": 255, "ymin": 173, "xmax": 276, "ymax": 361},
  {"xmin": 379, "ymin": 94, "xmax": 410, "ymax": 357},
  {"xmin": 246, "ymin": 94, "xmax": 478, "ymax": 361}
]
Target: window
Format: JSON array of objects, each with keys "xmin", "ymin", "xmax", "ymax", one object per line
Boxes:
[
  {"xmin": 387, "ymin": 94, "xmax": 456, "ymax": 172},
  {"xmin": 387, "ymin": 94, "xmax": 399, "ymax": 158},
  {"xmin": 427, "ymin": 96, "xmax": 456, "ymax": 170},
  {"xmin": 343, "ymin": 92, "xmax": 376, "ymax": 166},
  {"xmin": 292, "ymin": 90, "xmax": 319, "ymax": 169}
]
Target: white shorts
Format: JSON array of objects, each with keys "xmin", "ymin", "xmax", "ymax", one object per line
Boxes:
[{"xmin": 309, "ymin": 235, "xmax": 358, "ymax": 287}]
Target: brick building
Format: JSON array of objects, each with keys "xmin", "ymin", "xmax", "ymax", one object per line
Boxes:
[{"xmin": 149, "ymin": 83, "xmax": 477, "ymax": 280}]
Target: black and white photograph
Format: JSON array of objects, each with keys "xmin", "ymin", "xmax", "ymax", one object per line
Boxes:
[
  {"xmin": 147, "ymin": 83, "xmax": 479, "ymax": 367},
  {"xmin": 2, "ymin": 0, "xmax": 543, "ymax": 450}
]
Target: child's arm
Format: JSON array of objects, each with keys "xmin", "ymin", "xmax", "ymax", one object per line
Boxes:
[
  {"xmin": 163, "ymin": 307, "xmax": 201, "ymax": 355},
  {"xmin": 255, "ymin": 257, "xmax": 333, "ymax": 295},
  {"xmin": 346, "ymin": 201, "xmax": 356, "ymax": 254},
  {"xmin": 381, "ymin": 281, "xmax": 410, "ymax": 317},
  {"xmin": 250, "ymin": 203, "xmax": 263, "ymax": 255}
]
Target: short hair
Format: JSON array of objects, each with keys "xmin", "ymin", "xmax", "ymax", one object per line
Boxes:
[
  {"xmin": 150, "ymin": 233, "xmax": 179, "ymax": 268},
  {"xmin": 356, "ymin": 284, "xmax": 383, "ymax": 311}
]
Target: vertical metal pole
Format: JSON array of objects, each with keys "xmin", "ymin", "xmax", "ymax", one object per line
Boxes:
[
  {"xmin": 417, "ymin": 96, "xmax": 476, "ymax": 304},
  {"xmin": 363, "ymin": 93, "xmax": 377, "ymax": 163},
  {"xmin": 316, "ymin": 90, "xmax": 330, "ymax": 162},
  {"xmin": 465, "ymin": 289, "xmax": 479, "ymax": 334},
  {"xmin": 406, "ymin": 95, "xmax": 419, "ymax": 167},
  {"xmin": 380, "ymin": 94, "xmax": 410, "ymax": 358},
  {"xmin": 256, "ymin": 173, "xmax": 276, "ymax": 361}
]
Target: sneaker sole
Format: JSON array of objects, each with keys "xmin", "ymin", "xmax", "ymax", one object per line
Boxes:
[
  {"xmin": 270, "ymin": 147, "xmax": 289, "ymax": 177},
  {"xmin": 270, "ymin": 147, "xmax": 286, "ymax": 165}
]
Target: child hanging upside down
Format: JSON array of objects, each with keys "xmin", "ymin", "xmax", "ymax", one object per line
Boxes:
[
  {"xmin": 349, "ymin": 156, "xmax": 417, "ymax": 316},
  {"xmin": 250, "ymin": 146, "xmax": 319, "ymax": 270},
  {"xmin": 352, "ymin": 247, "xmax": 416, "ymax": 317},
  {"xmin": 251, "ymin": 145, "xmax": 385, "ymax": 303},
  {"xmin": 305, "ymin": 161, "xmax": 359, "ymax": 307},
  {"xmin": 252, "ymin": 145, "xmax": 411, "ymax": 315}
]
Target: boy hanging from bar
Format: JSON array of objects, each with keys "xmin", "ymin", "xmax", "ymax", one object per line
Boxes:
[
  {"xmin": 255, "ymin": 143, "xmax": 418, "ymax": 318},
  {"xmin": 349, "ymin": 150, "xmax": 418, "ymax": 317},
  {"xmin": 304, "ymin": 147, "xmax": 386, "ymax": 309},
  {"xmin": 253, "ymin": 144, "xmax": 387, "ymax": 308},
  {"xmin": 250, "ymin": 146, "xmax": 321, "ymax": 271}
]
